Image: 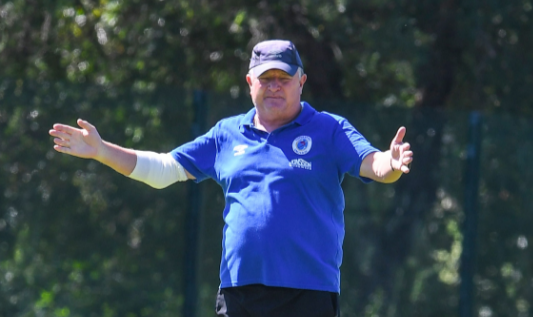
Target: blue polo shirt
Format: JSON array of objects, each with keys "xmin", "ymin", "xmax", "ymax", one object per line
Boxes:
[{"xmin": 171, "ymin": 102, "xmax": 378, "ymax": 293}]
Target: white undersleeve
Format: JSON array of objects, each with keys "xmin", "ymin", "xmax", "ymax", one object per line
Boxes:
[{"xmin": 128, "ymin": 151, "xmax": 188, "ymax": 188}]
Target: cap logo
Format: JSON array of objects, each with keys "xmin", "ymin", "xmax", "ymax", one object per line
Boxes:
[
  {"xmin": 267, "ymin": 49, "xmax": 284, "ymax": 58},
  {"xmin": 292, "ymin": 136, "xmax": 312, "ymax": 155}
]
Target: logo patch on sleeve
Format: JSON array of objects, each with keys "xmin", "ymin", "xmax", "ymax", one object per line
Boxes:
[{"xmin": 292, "ymin": 136, "xmax": 312, "ymax": 155}]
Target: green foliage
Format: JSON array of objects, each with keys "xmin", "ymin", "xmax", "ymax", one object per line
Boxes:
[
  {"xmin": 2, "ymin": 0, "xmax": 533, "ymax": 112},
  {"xmin": 0, "ymin": 79, "xmax": 191, "ymax": 316},
  {"xmin": 2, "ymin": 0, "xmax": 533, "ymax": 316}
]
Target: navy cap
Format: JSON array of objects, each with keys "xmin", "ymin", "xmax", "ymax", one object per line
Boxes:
[{"xmin": 249, "ymin": 40, "xmax": 304, "ymax": 76}]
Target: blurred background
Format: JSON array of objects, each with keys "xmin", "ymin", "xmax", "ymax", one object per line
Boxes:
[{"xmin": 1, "ymin": 0, "xmax": 533, "ymax": 316}]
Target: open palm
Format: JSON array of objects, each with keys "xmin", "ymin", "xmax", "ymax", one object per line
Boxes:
[{"xmin": 49, "ymin": 119, "xmax": 102, "ymax": 159}]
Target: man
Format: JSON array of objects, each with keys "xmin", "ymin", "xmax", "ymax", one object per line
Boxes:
[{"xmin": 49, "ymin": 40, "xmax": 413, "ymax": 317}]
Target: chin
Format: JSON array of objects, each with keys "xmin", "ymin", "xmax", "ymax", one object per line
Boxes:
[{"xmin": 263, "ymin": 98, "xmax": 286, "ymax": 108}]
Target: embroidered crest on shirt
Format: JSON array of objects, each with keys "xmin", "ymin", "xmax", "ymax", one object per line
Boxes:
[
  {"xmin": 289, "ymin": 158, "xmax": 312, "ymax": 170},
  {"xmin": 292, "ymin": 136, "xmax": 312, "ymax": 155},
  {"xmin": 233, "ymin": 145, "xmax": 248, "ymax": 156}
]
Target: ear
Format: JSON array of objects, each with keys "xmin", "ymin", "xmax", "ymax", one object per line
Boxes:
[
  {"xmin": 246, "ymin": 74, "xmax": 253, "ymax": 87},
  {"xmin": 299, "ymin": 74, "xmax": 307, "ymax": 93}
]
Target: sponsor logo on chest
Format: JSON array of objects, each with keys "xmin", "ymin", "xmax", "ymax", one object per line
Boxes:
[
  {"xmin": 289, "ymin": 158, "xmax": 312, "ymax": 170},
  {"xmin": 291, "ymin": 136, "xmax": 313, "ymax": 170}
]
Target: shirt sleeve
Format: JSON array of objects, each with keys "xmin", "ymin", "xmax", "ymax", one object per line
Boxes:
[
  {"xmin": 333, "ymin": 118, "xmax": 379, "ymax": 183},
  {"xmin": 169, "ymin": 124, "xmax": 218, "ymax": 183}
]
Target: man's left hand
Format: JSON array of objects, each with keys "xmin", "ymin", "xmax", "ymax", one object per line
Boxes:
[{"xmin": 390, "ymin": 126, "xmax": 413, "ymax": 173}]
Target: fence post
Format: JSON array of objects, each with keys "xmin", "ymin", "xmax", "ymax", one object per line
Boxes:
[
  {"xmin": 459, "ymin": 111, "xmax": 482, "ymax": 317},
  {"xmin": 182, "ymin": 90, "xmax": 207, "ymax": 317}
]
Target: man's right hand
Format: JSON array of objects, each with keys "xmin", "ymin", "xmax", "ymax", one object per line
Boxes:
[
  {"xmin": 49, "ymin": 119, "xmax": 103, "ymax": 160},
  {"xmin": 49, "ymin": 119, "xmax": 138, "ymax": 175}
]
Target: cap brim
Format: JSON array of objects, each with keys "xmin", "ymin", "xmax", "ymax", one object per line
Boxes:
[{"xmin": 250, "ymin": 61, "xmax": 299, "ymax": 77}]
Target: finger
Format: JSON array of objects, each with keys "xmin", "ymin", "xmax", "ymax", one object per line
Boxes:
[
  {"xmin": 392, "ymin": 126, "xmax": 406, "ymax": 144},
  {"xmin": 400, "ymin": 165, "xmax": 410, "ymax": 174},
  {"xmin": 53, "ymin": 144, "xmax": 73, "ymax": 154},
  {"xmin": 49, "ymin": 129, "xmax": 71, "ymax": 141},
  {"xmin": 52, "ymin": 124, "xmax": 80, "ymax": 135},
  {"xmin": 77, "ymin": 119, "xmax": 95, "ymax": 132},
  {"xmin": 402, "ymin": 156, "xmax": 413, "ymax": 165},
  {"xmin": 53, "ymin": 138, "xmax": 70, "ymax": 147},
  {"xmin": 400, "ymin": 142, "xmax": 410, "ymax": 151},
  {"xmin": 401, "ymin": 150, "xmax": 413, "ymax": 158}
]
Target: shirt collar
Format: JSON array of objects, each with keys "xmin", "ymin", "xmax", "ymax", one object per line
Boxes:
[
  {"xmin": 238, "ymin": 101, "xmax": 316, "ymax": 133},
  {"xmin": 294, "ymin": 101, "xmax": 316, "ymax": 125},
  {"xmin": 239, "ymin": 107, "xmax": 257, "ymax": 133}
]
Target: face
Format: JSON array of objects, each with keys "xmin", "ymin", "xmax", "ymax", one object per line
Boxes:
[{"xmin": 246, "ymin": 69, "xmax": 307, "ymax": 121}]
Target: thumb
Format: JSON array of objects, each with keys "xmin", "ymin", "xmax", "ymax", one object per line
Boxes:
[
  {"xmin": 392, "ymin": 126, "xmax": 406, "ymax": 144},
  {"xmin": 77, "ymin": 119, "xmax": 96, "ymax": 132}
]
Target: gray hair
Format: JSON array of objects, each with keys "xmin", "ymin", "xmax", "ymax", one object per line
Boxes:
[{"xmin": 297, "ymin": 67, "xmax": 304, "ymax": 79}]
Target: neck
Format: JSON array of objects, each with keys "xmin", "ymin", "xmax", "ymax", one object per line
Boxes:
[{"xmin": 254, "ymin": 104, "xmax": 303, "ymax": 133}]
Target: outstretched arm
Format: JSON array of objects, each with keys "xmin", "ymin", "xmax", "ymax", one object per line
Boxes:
[
  {"xmin": 49, "ymin": 119, "xmax": 195, "ymax": 185},
  {"xmin": 359, "ymin": 126, "xmax": 413, "ymax": 183},
  {"xmin": 49, "ymin": 119, "xmax": 137, "ymax": 175}
]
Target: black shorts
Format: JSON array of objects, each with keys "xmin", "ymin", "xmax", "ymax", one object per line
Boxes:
[{"xmin": 215, "ymin": 284, "xmax": 340, "ymax": 317}]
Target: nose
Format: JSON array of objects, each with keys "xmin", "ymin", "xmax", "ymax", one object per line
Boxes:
[{"xmin": 267, "ymin": 79, "xmax": 281, "ymax": 91}]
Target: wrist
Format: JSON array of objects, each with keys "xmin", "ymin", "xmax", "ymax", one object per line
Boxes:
[{"xmin": 94, "ymin": 140, "xmax": 109, "ymax": 162}]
